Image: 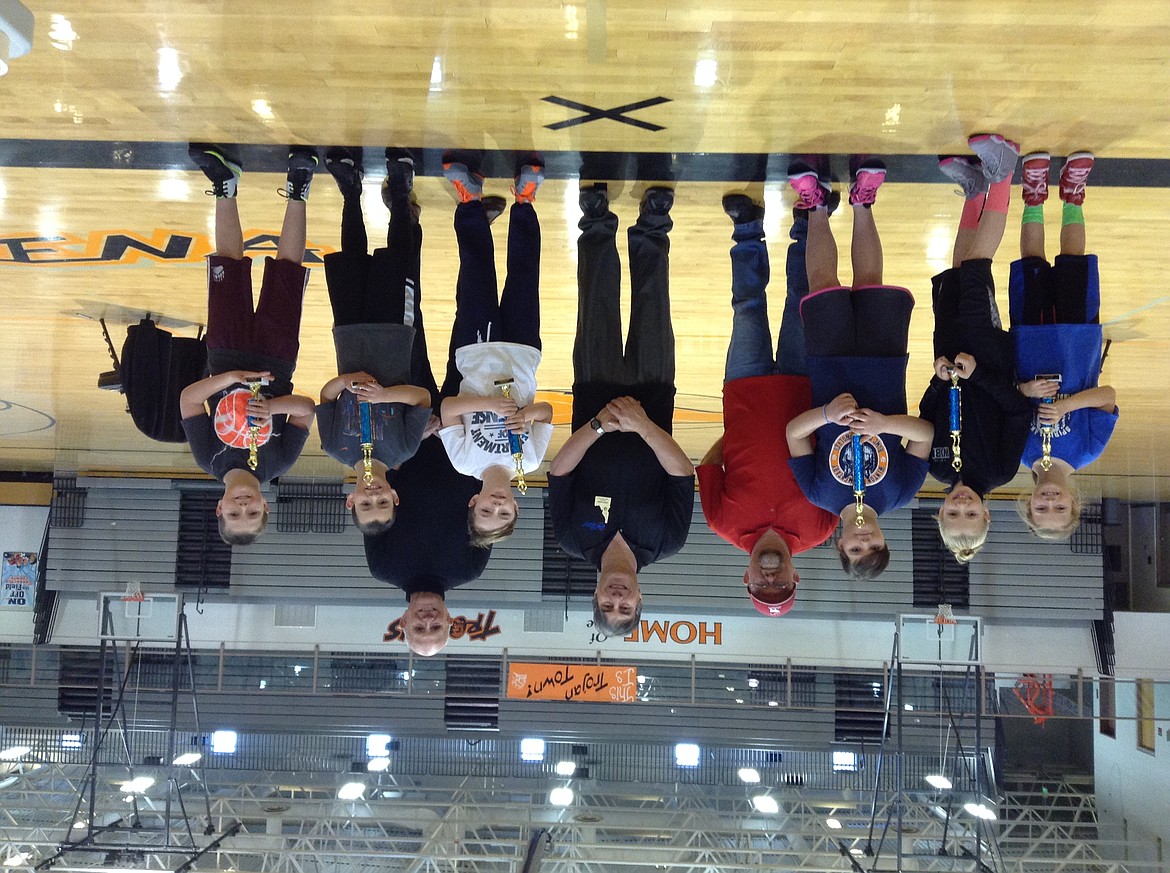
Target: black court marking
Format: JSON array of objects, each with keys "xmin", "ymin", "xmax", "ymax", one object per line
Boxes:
[
  {"xmin": 542, "ymin": 96, "xmax": 671, "ymax": 131},
  {"xmin": 2, "ymin": 139, "xmax": 1170, "ymax": 188}
]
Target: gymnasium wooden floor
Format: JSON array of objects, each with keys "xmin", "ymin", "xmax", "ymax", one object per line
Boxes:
[{"xmin": 2, "ymin": 0, "xmax": 1169, "ymax": 501}]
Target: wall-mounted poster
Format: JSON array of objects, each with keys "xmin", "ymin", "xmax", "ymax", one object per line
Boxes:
[
  {"xmin": 1, "ymin": 552, "xmax": 38, "ymax": 610},
  {"xmin": 506, "ymin": 662, "xmax": 637, "ymax": 703}
]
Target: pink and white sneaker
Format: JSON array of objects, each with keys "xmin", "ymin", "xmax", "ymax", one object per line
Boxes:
[
  {"xmin": 849, "ymin": 161, "xmax": 887, "ymax": 207},
  {"xmin": 788, "ymin": 169, "xmax": 829, "ymax": 211}
]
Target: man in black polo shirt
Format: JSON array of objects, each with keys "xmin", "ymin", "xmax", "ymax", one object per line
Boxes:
[
  {"xmin": 548, "ymin": 185, "xmax": 695, "ymax": 639},
  {"xmin": 363, "ymin": 244, "xmax": 491, "ymax": 657}
]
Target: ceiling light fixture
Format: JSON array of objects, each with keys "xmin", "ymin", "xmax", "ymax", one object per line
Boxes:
[
  {"xmin": 964, "ymin": 801, "xmax": 997, "ymax": 821},
  {"xmin": 555, "ymin": 760, "xmax": 577, "ymax": 777},
  {"xmin": 120, "ymin": 776, "xmax": 155, "ymax": 794},
  {"xmin": 210, "ymin": 730, "xmax": 237, "ymax": 754},
  {"xmin": 674, "ymin": 743, "xmax": 700, "ymax": 767},
  {"xmin": 751, "ymin": 794, "xmax": 779, "ymax": 814},
  {"xmin": 366, "ymin": 734, "xmax": 392, "ymax": 757},
  {"xmin": 337, "ymin": 782, "xmax": 365, "ymax": 801}
]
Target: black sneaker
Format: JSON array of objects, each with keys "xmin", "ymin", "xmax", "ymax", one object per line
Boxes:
[
  {"xmin": 483, "ymin": 195, "xmax": 507, "ymax": 225},
  {"xmin": 284, "ymin": 146, "xmax": 319, "ymax": 202},
  {"xmin": 325, "ymin": 147, "xmax": 364, "ymax": 198},
  {"xmin": 640, "ymin": 186, "xmax": 674, "ymax": 217},
  {"xmin": 722, "ymin": 193, "xmax": 763, "ymax": 225},
  {"xmin": 579, "ymin": 183, "xmax": 609, "ymax": 220},
  {"xmin": 189, "ymin": 144, "xmax": 242, "ymax": 199},
  {"xmin": 387, "ymin": 146, "xmax": 415, "ymax": 188}
]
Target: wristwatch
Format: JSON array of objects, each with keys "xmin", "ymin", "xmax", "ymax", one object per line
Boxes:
[{"xmin": 589, "ymin": 417, "xmax": 606, "ymax": 435}]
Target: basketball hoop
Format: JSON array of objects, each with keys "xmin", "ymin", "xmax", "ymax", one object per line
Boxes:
[
  {"xmin": 933, "ymin": 604, "xmax": 957, "ymax": 626},
  {"xmin": 1013, "ymin": 673, "xmax": 1055, "ymax": 727},
  {"xmin": 120, "ymin": 580, "xmax": 145, "ymax": 603}
]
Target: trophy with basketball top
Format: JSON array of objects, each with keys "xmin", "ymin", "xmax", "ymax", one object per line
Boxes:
[{"xmin": 213, "ymin": 377, "xmax": 273, "ymax": 465}]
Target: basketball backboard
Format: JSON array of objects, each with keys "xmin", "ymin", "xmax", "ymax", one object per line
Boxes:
[
  {"xmin": 897, "ymin": 612, "xmax": 982, "ymax": 665},
  {"xmin": 98, "ymin": 591, "xmax": 180, "ymax": 642}
]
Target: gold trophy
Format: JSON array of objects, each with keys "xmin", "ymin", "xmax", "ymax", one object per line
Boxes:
[
  {"xmin": 246, "ymin": 380, "xmax": 263, "ymax": 471},
  {"xmin": 494, "ymin": 379, "xmax": 527, "ymax": 495}
]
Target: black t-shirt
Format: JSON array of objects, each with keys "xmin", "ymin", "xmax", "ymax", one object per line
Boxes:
[
  {"xmin": 181, "ymin": 350, "xmax": 307, "ymax": 483},
  {"xmin": 363, "ymin": 435, "xmax": 491, "ymax": 598},
  {"xmin": 550, "ymin": 380, "xmax": 694, "ymax": 570}
]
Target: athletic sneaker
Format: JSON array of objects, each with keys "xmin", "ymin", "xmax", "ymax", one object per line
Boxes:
[
  {"xmin": 513, "ymin": 164, "xmax": 544, "ymax": 204},
  {"xmin": 787, "ymin": 167, "xmax": 830, "ymax": 211},
  {"xmin": 938, "ymin": 156, "xmax": 986, "ymax": 201},
  {"xmin": 189, "ymin": 144, "xmax": 242, "ymax": 199},
  {"xmin": 722, "ymin": 193, "xmax": 763, "ymax": 225},
  {"xmin": 443, "ymin": 161, "xmax": 484, "ymax": 202},
  {"xmin": 1059, "ymin": 152, "xmax": 1095, "ymax": 206},
  {"xmin": 483, "ymin": 195, "xmax": 507, "ymax": 225},
  {"xmin": 1021, "ymin": 152, "xmax": 1051, "ymax": 206},
  {"xmin": 793, "ymin": 190, "xmax": 840, "ymax": 220},
  {"xmin": 381, "ymin": 147, "xmax": 415, "ymax": 208},
  {"xmin": 381, "ymin": 179, "xmax": 422, "ymax": 216},
  {"xmin": 967, "ymin": 134, "xmax": 1020, "ymax": 183},
  {"xmin": 849, "ymin": 160, "xmax": 886, "ymax": 207},
  {"xmin": 579, "ymin": 183, "xmax": 609, "ymax": 220},
  {"xmin": 325, "ymin": 147, "xmax": 363, "ymax": 199},
  {"xmin": 284, "ymin": 146, "xmax": 320, "ymax": 202},
  {"xmin": 639, "ymin": 186, "xmax": 674, "ymax": 217}
]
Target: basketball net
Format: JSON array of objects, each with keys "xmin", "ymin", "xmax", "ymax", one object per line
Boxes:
[
  {"xmin": 120, "ymin": 580, "xmax": 145, "ymax": 603},
  {"xmin": 1013, "ymin": 673, "xmax": 1055, "ymax": 726},
  {"xmin": 934, "ymin": 604, "xmax": 957, "ymax": 626}
]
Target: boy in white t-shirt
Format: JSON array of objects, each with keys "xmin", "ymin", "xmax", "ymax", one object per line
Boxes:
[{"xmin": 437, "ymin": 155, "xmax": 553, "ymax": 546}]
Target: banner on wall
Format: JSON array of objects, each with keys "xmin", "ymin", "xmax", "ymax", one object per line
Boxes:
[
  {"xmin": 1, "ymin": 552, "xmax": 38, "ymax": 610},
  {"xmin": 507, "ymin": 662, "xmax": 638, "ymax": 703}
]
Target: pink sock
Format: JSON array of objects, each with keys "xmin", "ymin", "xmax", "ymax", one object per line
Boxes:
[
  {"xmin": 959, "ymin": 192, "xmax": 986, "ymax": 229},
  {"xmin": 984, "ymin": 178, "xmax": 1011, "ymax": 214}
]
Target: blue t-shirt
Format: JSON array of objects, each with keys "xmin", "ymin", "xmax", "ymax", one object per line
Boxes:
[
  {"xmin": 1012, "ymin": 323, "xmax": 1119, "ymax": 469},
  {"xmin": 789, "ymin": 432, "xmax": 927, "ymax": 516},
  {"xmin": 789, "ymin": 354, "xmax": 928, "ymax": 515}
]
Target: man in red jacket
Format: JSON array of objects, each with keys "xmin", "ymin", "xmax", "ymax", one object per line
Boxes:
[{"xmin": 698, "ymin": 190, "xmax": 838, "ymax": 616}]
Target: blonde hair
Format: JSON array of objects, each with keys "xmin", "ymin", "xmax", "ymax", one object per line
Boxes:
[
  {"xmin": 936, "ymin": 513, "xmax": 989, "ymax": 564},
  {"xmin": 1016, "ymin": 486, "xmax": 1082, "ymax": 541}
]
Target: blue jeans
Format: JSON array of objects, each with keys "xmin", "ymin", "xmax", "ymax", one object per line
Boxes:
[{"xmin": 724, "ymin": 216, "xmax": 808, "ymax": 382}]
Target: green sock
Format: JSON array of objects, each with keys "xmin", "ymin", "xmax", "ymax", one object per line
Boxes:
[
  {"xmin": 1062, "ymin": 202, "xmax": 1085, "ymax": 226},
  {"xmin": 1022, "ymin": 204, "xmax": 1045, "ymax": 225}
]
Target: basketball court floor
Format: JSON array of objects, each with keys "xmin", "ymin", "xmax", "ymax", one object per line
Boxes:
[
  {"xmin": 1, "ymin": 0, "xmax": 1169, "ymax": 503},
  {"xmin": 1, "ymin": 4, "xmax": 1169, "ymax": 870}
]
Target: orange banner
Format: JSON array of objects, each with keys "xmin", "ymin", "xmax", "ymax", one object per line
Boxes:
[{"xmin": 507, "ymin": 662, "xmax": 638, "ymax": 703}]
